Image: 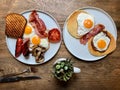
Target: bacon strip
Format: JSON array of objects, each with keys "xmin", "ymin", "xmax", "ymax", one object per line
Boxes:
[
  {"xmin": 29, "ymin": 10, "xmax": 47, "ymax": 38},
  {"xmin": 80, "ymin": 24, "xmax": 105, "ymax": 45}
]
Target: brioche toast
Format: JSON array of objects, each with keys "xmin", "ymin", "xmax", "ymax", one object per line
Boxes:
[{"xmin": 5, "ymin": 13, "xmax": 27, "ymax": 38}]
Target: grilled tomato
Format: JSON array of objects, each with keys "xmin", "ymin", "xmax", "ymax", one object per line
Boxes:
[{"xmin": 48, "ymin": 28, "xmax": 61, "ymax": 43}]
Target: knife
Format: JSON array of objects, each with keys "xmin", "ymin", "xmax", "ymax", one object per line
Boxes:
[{"xmin": 0, "ymin": 76, "xmax": 41, "ymax": 83}]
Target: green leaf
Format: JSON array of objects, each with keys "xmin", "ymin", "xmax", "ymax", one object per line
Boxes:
[
  {"xmin": 60, "ymin": 62, "xmax": 65, "ymax": 68},
  {"xmin": 55, "ymin": 65, "xmax": 61, "ymax": 70},
  {"xmin": 64, "ymin": 66, "xmax": 68, "ymax": 70}
]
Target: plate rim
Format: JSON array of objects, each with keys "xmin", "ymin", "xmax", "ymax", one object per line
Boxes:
[
  {"xmin": 63, "ymin": 6, "xmax": 117, "ymax": 61},
  {"xmin": 6, "ymin": 10, "xmax": 62, "ymax": 65}
]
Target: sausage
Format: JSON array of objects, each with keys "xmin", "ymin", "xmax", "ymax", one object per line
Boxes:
[
  {"xmin": 15, "ymin": 38, "xmax": 23, "ymax": 57},
  {"xmin": 22, "ymin": 38, "xmax": 30, "ymax": 57}
]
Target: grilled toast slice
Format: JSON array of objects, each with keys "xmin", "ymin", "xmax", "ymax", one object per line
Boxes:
[{"xmin": 5, "ymin": 13, "xmax": 27, "ymax": 38}]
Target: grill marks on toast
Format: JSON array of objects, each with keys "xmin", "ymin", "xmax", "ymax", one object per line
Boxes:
[{"xmin": 5, "ymin": 13, "xmax": 27, "ymax": 38}]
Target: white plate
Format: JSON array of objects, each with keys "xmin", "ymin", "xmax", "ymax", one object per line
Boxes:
[
  {"xmin": 6, "ymin": 10, "xmax": 62, "ymax": 65},
  {"xmin": 63, "ymin": 6, "xmax": 117, "ymax": 61}
]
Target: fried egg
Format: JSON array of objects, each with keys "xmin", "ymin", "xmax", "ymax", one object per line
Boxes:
[
  {"xmin": 23, "ymin": 24, "xmax": 49, "ymax": 49},
  {"xmin": 30, "ymin": 35, "xmax": 49, "ymax": 49},
  {"xmin": 77, "ymin": 12, "xmax": 94, "ymax": 36},
  {"xmin": 23, "ymin": 23, "xmax": 35, "ymax": 38},
  {"xmin": 93, "ymin": 32, "xmax": 110, "ymax": 51}
]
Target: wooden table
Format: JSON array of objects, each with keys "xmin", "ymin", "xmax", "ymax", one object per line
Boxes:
[{"xmin": 0, "ymin": 0, "xmax": 120, "ymax": 90}]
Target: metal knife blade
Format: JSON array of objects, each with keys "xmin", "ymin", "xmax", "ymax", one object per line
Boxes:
[{"xmin": 0, "ymin": 76, "xmax": 41, "ymax": 83}]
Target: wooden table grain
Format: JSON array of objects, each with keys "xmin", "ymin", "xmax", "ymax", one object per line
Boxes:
[{"xmin": 0, "ymin": 0, "xmax": 120, "ymax": 90}]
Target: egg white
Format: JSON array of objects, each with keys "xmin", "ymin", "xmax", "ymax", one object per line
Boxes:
[
  {"xmin": 23, "ymin": 23, "xmax": 35, "ymax": 39},
  {"xmin": 93, "ymin": 32, "xmax": 110, "ymax": 51},
  {"xmin": 30, "ymin": 35, "xmax": 49, "ymax": 49},
  {"xmin": 39, "ymin": 38, "xmax": 49, "ymax": 49},
  {"xmin": 77, "ymin": 12, "xmax": 94, "ymax": 36},
  {"xmin": 23, "ymin": 23, "xmax": 49, "ymax": 49}
]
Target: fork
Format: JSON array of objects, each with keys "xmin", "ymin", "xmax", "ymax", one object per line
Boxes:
[{"xmin": 1, "ymin": 67, "xmax": 32, "ymax": 77}]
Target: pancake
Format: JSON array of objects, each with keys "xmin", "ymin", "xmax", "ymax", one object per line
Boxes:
[
  {"xmin": 88, "ymin": 30, "xmax": 116, "ymax": 56},
  {"xmin": 67, "ymin": 10, "xmax": 87, "ymax": 38}
]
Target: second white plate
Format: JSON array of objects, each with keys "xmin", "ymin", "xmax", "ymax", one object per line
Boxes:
[{"xmin": 63, "ymin": 7, "xmax": 117, "ymax": 61}]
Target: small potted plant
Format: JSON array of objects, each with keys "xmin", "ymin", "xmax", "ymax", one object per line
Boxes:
[{"xmin": 53, "ymin": 58, "xmax": 80, "ymax": 82}]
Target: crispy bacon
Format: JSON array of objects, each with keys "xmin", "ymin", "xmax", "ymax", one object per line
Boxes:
[
  {"xmin": 29, "ymin": 10, "xmax": 47, "ymax": 38},
  {"xmin": 80, "ymin": 24, "xmax": 105, "ymax": 45}
]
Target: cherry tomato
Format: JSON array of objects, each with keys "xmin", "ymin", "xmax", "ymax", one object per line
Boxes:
[{"xmin": 48, "ymin": 28, "xmax": 61, "ymax": 43}]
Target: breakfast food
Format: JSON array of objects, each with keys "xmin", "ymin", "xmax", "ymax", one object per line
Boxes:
[
  {"xmin": 15, "ymin": 38, "xmax": 23, "ymax": 57},
  {"xmin": 22, "ymin": 10, "xmax": 50, "ymax": 62},
  {"xmin": 80, "ymin": 24, "xmax": 105, "ymax": 45},
  {"xmin": 77, "ymin": 12, "xmax": 94, "ymax": 36},
  {"xmin": 23, "ymin": 23, "xmax": 36, "ymax": 39},
  {"xmin": 29, "ymin": 10, "xmax": 48, "ymax": 38},
  {"xmin": 5, "ymin": 13, "xmax": 27, "ymax": 38},
  {"xmin": 24, "ymin": 10, "xmax": 50, "ymax": 50},
  {"xmin": 15, "ymin": 38, "xmax": 30, "ymax": 57},
  {"xmin": 48, "ymin": 28, "xmax": 61, "ymax": 43},
  {"xmin": 67, "ymin": 10, "xmax": 94, "ymax": 38},
  {"xmin": 23, "ymin": 24, "xmax": 50, "ymax": 49},
  {"xmin": 67, "ymin": 9, "xmax": 116, "ymax": 57},
  {"xmin": 6, "ymin": 10, "xmax": 61, "ymax": 63},
  {"xmin": 88, "ymin": 30, "xmax": 116, "ymax": 56},
  {"xmin": 30, "ymin": 35, "xmax": 49, "ymax": 49},
  {"xmin": 22, "ymin": 38, "xmax": 30, "ymax": 57},
  {"xmin": 31, "ymin": 45, "xmax": 47, "ymax": 63}
]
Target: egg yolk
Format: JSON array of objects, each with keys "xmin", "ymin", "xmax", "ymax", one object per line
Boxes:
[
  {"xmin": 84, "ymin": 19, "xmax": 93, "ymax": 29},
  {"xmin": 24, "ymin": 25, "xmax": 32, "ymax": 34},
  {"xmin": 32, "ymin": 36, "xmax": 41, "ymax": 45},
  {"xmin": 97, "ymin": 39, "xmax": 106, "ymax": 49}
]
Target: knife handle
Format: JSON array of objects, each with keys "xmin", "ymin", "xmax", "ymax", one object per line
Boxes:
[{"xmin": 0, "ymin": 77, "xmax": 20, "ymax": 83}]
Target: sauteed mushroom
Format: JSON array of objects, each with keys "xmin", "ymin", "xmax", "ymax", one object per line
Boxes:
[{"xmin": 31, "ymin": 45, "xmax": 47, "ymax": 63}]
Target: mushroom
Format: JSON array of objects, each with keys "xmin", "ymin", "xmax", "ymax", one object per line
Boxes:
[{"xmin": 31, "ymin": 45, "xmax": 47, "ymax": 63}]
